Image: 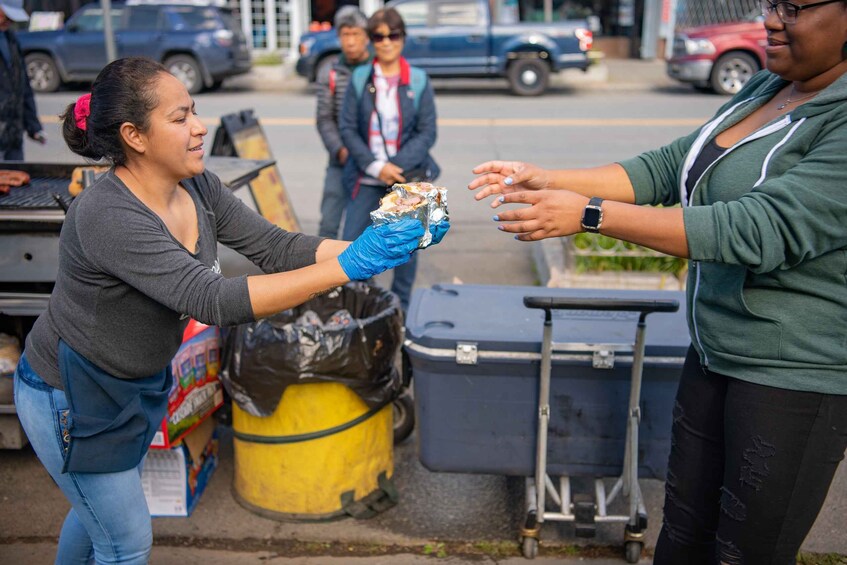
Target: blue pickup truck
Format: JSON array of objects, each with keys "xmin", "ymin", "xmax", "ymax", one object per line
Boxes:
[{"xmin": 296, "ymin": 0, "xmax": 593, "ymax": 96}]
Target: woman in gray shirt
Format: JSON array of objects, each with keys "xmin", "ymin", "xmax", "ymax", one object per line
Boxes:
[{"xmin": 13, "ymin": 57, "xmax": 438, "ymax": 565}]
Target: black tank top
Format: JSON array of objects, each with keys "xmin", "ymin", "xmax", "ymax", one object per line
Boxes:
[{"xmin": 685, "ymin": 137, "xmax": 728, "ymax": 201}]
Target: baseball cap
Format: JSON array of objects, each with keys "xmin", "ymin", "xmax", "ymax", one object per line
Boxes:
[{"xmin": 0, "ymin": 0, "xmax": 29, "ymax": 22}]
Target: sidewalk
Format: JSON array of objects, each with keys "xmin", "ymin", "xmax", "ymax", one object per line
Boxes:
[{"xmin": 226, "ymin": 57, "xmax": 678, "ymax": 93}]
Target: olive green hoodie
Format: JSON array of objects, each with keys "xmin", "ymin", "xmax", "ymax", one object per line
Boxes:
[{"xmin": 620, "ymin": 70, "xmax": 847, "ymax": 394}]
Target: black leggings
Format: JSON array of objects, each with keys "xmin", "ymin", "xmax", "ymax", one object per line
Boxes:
[{"xmin": 653, "ymin": 347, "xmax": 847, "ymax": 565}]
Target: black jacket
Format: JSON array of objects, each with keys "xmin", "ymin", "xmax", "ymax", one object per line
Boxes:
[{"xmin": 0, "ymin": 30, "xmax": 42, "ymax": 151}]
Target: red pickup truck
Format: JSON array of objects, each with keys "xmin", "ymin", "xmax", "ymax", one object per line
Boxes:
[{"xmin": 667, "ymin": 19, "xmax": 767, "ymax": 95}]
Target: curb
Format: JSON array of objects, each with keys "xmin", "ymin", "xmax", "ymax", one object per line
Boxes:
[{"xmin": 229, "ymin": 61, "xmax": 676, "ymax": 94}]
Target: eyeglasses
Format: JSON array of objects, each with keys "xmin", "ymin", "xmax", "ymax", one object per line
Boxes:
[
  {"xmin": 761, "ymin": 0, "xmax": 845, "ymax": 24},
  {"xmin": 371, "ymin": 31, "xmax": 403, "ymax": 43}
]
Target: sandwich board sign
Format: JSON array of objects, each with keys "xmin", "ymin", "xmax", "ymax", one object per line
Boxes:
[{"xmin": 211, "ymin": 110, "xmax": 300, "ymax": 232}]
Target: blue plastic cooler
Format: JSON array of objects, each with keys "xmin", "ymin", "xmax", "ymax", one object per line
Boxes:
[{"xmin": 404, "ymin": 284, "xmax": 689, "ymax": 480}]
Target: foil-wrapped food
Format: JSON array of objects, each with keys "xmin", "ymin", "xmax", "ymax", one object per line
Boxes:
[{"xmin": 369, "ymin": 182, "xmax": 449, "ymax": 248}]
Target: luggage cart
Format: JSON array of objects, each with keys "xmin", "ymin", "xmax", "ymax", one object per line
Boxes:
[{"xmin": 520, "ymin": 296, "xmax": 680, "ymax": 563}]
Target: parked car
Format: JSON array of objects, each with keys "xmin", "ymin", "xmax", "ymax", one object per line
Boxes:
[
  {"xmin": 18, "ymin": 1, "xmax": 251, "ymax": 94},
  {"xmin": 296, "ymin": 0, "xmax": 593, "ymax": 96},
  {"xmin": 667, "ymin": 16, "xmax": 767, "ymax": 95}
]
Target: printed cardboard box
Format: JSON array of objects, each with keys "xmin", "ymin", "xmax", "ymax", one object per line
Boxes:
[
  {"xmin": 150, "ymin": 321, "xmax": 224, "ymax": 449},
  {"xmin": 142, "ymin": 417, "xmax": 219, "ymax": 517}
]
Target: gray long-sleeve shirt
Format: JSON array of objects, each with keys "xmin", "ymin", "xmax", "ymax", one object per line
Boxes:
[{"xmin": 26, "ymin": 169, "xmax": 322, "ymax": 389}]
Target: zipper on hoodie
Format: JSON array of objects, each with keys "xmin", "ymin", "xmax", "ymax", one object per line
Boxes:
[{"xmin": 683, "ymin": 107, "xmax": 795, "ymax": 367}]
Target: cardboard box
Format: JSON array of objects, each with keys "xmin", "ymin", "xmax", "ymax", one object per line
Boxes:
[
  {"xmin": 150, "ymin": 322, "xmax": 224, "ymax": 449},
  {"xmin": 142, "ymin": 417, "xmax": 219, "ymax": 517}
]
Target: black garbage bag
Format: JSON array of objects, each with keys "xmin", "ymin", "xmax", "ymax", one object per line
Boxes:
[{"xmin": 221, "ymin": 282, "xmax": 403, "ymax": 417}]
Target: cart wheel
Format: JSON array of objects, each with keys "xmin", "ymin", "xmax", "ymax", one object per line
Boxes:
[
  {"xmin": 522, "ymin": 536, "xmax": 538, "ymax": 559},
  {"xmin": 393, "ymin": 392, "xmax": 415, "ymax": 444},
  {"xmin": 625, "ymin": 541, "xmax": 642, "ymax": 563}
]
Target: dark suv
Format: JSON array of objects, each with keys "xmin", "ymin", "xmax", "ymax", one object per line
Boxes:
[{"xmin": 18, "ymin": 1, "xmax": 251, "ymax": 94}]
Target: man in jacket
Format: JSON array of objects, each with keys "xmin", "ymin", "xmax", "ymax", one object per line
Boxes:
[
  {"xmin": 0, "ymin": 0, "xmax": 45, "ymax": 161},
  {"xmin": 314, "ymin": 6, "xmax": 372, "ymax": 238}
]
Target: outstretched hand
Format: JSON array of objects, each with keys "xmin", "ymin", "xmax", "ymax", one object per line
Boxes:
[
  {"xmin": 468, "ymin": 160, "xmax": 552, "ymax": 206},
  {"xmin": 492, "ymin": 190, "xmax": 589, "ymax": 241},
  {"xmin": 338, "ymin": 219, "xmax": 425, "ymax": 280}
]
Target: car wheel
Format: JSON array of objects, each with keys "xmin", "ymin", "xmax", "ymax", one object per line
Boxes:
[
  {"xmin": 507, "ymin": 57, "xmax": 550, "ymax": 96},
  {"xmin": 25, "ymin": 53, "xmax": 61, "ymax": 93},
  {"xmin": 314, "ymin": 53, "xmax": 339, "ymax": 83},
  {"xmin": 164, "ymin": 55, "xmax": 204, "ymax": 95},
  {"xmin": 710, "ymin": 51, "xmax": 759, "ymax": 96}
]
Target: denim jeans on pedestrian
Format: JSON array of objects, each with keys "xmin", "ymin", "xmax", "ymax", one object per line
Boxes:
[
  {"xmin": 342, "ymin": 183, "xmax": 417, "ymax": 311},
  {"xmin": 318, "ymin": 163, "xmax": 346, "ymax": 239},
  {"xmin": 1, "ymin": 143, "xmax": 24, "ymax": 161},
  {"xmin": 653, "ymin": 346, "xmax": 847, "ymax": 565},
  {"xmin": 14, "ymin": 352, "xmax": 153, "ymax": 565}
]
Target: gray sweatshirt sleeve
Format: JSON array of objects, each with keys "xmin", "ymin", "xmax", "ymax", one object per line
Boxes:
[{"xmin": 197, "ymin": 171, "xmax": 324, "ymax": 274}]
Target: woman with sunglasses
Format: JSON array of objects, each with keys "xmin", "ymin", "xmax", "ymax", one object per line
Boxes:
[
  {"xmin": 470, "ymin": 2, "xmax": 847, "ymax": 563},
  {"xmin": 339, "ymin": 7, "xmax": 441, "ymax": 311}
]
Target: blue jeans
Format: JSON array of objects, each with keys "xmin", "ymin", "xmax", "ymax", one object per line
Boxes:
[
  {"xmin": 342, "ymin": 182, "xmax": 418, "ymax": 311},
  {"xmin": 14, "ymin": 353, "xmax": 153, "ymax": 565},
  {"xmin": 1, "ymin": 142, "xmax": 24, "ymax": 161},
  {"xmin": 318, "ymin": 163, "xmax": 346, "ymax": 239}
]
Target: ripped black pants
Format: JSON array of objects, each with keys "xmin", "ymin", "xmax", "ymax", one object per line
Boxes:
[{"xmin": 654, "ymin": 347, "xmax": 847, "ymax": 565}]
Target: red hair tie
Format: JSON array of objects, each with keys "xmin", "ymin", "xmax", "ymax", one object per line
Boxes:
[{"xmin": 74, "ymin": 93, "xmax": 92, "ymax": 131}]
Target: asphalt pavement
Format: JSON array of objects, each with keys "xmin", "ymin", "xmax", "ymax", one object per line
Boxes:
[{"xmin": 2, "ymin": 59, "xmax": 845, "ymax": 565}]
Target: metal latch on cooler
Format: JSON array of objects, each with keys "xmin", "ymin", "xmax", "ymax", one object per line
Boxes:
[
  {"xmin": 592, "ymin": 349, "xmax": 615, "ymax": 369},
  {"xmin": 455, "ymin": 342, "xmax": 478, "ymax": 365}
]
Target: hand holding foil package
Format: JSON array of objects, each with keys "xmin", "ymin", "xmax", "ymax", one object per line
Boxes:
[{"xmin": 370, "ymin": 182, "xmax": 449, "ymax": 248}]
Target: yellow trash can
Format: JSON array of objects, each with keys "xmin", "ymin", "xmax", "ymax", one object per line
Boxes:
[{"xmin": 232, "ymin": 381, "xmax": 396, "ymax": 521}]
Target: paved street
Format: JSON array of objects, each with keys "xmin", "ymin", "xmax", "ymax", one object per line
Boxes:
[{"xmin": 2, "ymin": 62, "xmax": 845, "ymax": 564}]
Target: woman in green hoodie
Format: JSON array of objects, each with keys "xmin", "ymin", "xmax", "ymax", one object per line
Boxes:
[{"xmin": 470, "ymin": 1, "xmax": 847, "ymax": 563}]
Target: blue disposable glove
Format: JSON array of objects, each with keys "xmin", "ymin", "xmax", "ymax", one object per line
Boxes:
[
  {"xmin": 429, "ymin": 220, "xmax": 450, "ymax": 245},
  {"xmin": 338, "ymin": 219, "xmax": 425, "ymax": 281}
]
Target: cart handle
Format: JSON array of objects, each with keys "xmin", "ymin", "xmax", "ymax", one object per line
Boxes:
[{"xmin": 523, "ymin": 296, "xmax": 679, "ymax": 324}]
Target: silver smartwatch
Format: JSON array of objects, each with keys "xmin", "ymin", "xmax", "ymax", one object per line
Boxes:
[{"xmin": 580, "ymin": 197, "xmax": 604, "ymax": 233}]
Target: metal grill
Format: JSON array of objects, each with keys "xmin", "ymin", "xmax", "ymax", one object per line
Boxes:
[
  {"xmin": 675, "ymin": 0, "xmax": 760, "ymax": 28},
  {"xmin": 0, "ymin": 178, "xmax": 71, "ymax": 210}
]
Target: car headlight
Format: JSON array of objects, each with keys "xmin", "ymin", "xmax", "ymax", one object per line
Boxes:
[{"xmin": 684, "ymin": 37, "xmax": 716, "ymax": 55}]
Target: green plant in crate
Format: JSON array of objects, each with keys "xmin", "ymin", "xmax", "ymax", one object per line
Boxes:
[{"xmin": 571, "ymin": 233, "xmax": 688, "ymax": 280}]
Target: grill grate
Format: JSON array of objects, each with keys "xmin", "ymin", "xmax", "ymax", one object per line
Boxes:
[{"xmin": 0, "ymin": 177, "xmax": 72, "ymax": 209}]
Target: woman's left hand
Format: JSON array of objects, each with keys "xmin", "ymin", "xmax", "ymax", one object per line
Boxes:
[{"xmin": 493, "ymin": 190, "xmax": 589, "ymax": 241}]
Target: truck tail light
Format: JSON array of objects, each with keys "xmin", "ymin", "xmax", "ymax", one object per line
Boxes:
[
  {"xmin": 213, "ymin": 29, "xmax": 234, "ymax": 47},
  {"xmin": 575, "ymin": 28, "xmax": 593, "ymax": 52}
]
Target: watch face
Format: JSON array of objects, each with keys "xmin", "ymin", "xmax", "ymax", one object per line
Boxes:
[{"xmin": 583, "ymin": 206, "xmax": 602, "ymax": 227}]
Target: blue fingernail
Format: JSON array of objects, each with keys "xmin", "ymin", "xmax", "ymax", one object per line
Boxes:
[
  {"xmin": 514, "ymin": 235, "xmax": 520, "ymax": 240},
  {"xmin": 498, "ymin": 226, "xmax": 505, "ymax": 231},
  {"xmin": 492, "ymin": 215, "xmax": 499, "ymax": 221},
  {"xmin": 498, "ymin": 196, "xmax": 505, "ymax": 203},
  {"xmin": 504, "ymin": 177, "xmax": 513, "ymax": 186}
]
